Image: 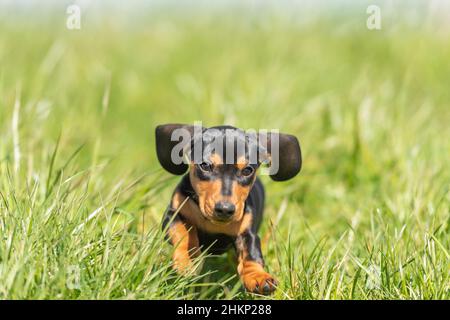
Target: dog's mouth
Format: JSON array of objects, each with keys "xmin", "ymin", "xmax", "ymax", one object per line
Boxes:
[
  {"xmin": 200, "ymin": 205, "xmax": 234, "ymax": 225},
  {"xmin": 210, "ymin": 216, "xmax": 233, "ymax": 225},
  {"xmin": 202, "ymin": 212, "xmax": 233, "ymax": 225}
]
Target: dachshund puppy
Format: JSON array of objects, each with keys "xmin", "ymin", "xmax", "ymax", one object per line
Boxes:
[{"xmin": 155, "ymin": 124, "xmax": 301, "ymax": 294}]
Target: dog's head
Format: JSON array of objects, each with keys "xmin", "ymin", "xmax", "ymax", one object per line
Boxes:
[{"xmin": 155, "ymin": 124, "xmax": 301, "ymax": 224}]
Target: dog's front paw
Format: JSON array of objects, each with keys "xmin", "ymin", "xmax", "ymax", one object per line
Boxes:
[
  {"xmin": 241, "ymin": 270, "xmax": 277, "ymax": 295},
  {"xmin": 172, "ymin": 251, "xmax": 193, "ymax": 274}
]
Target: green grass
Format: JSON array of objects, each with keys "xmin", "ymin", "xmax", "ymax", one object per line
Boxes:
[{"xmin": 0, "ymin": 6, "xmax": 449, "ymax": 299}]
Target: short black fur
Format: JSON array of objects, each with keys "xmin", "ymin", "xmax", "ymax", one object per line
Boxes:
[
  {"xmin": 162, "ymin": 174, "xmax": 264, "ymax": 255},
  {"xmin": 156, "ymin": 123, "xmax": 301, "ymax": 294}
]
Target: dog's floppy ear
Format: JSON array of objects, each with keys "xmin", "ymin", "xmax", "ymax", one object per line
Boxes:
[
  {"xmin": 259, "ymin": 132, "xmax": 302, "ymax": 181},
  {"xmin": 155, "ymin": 123, "xmax": 199, "ymax": 175}
]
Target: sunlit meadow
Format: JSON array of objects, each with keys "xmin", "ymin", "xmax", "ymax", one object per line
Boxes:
[{"xmin": 0, "ymin": 1, "xmax": 449, "ymax": 299}]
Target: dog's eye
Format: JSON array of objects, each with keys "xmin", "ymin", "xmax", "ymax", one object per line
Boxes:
[
  {"xmin": 199, "ymin": 162, "xmax": 213, "ymax": 172},
  {"xmin": 241, "ymin": 166, "xmax": 254, "ymax": 177}
]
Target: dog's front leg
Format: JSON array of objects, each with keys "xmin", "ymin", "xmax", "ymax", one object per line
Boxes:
[
  {"xmin": 163, "ymin": 209, "xmax": 200, "ymax": 273},
  {"xmin": 235, "ymin": 230, "xmax": 277, "ymax": 295}
]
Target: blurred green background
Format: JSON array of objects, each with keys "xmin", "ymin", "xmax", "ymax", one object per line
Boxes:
[{"xmin": 0, "ymin": 1, "xmax": 448, "ymax": 299}]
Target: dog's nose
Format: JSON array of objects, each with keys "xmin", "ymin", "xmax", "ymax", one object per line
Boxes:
[{"xmin": 214, "ymin": 201, "xmax": 236, "ymax": 219}]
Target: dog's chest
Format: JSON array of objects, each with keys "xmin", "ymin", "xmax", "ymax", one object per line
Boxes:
[{"xmin": 197, "ymin": 230, "xmax": 235, "ymax": 255}]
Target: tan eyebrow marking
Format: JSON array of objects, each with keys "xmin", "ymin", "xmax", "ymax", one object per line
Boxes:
[
  {"xmin": 236, "ymin": 156, "xmax": 248, "ymax": 170},
  {"xmin": 209, "ymin": 153, "xmax": 223, "ymax": 166}
]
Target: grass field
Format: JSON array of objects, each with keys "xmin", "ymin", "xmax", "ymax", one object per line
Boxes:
[{"xmin": 0, "ymin": 3, "xmax": 449, "ymax": 299}]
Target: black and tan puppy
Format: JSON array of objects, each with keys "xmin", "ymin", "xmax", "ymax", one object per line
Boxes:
[{"xmin": 155, "ymin": 124, "xmax": 301, "ymax": 294}]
